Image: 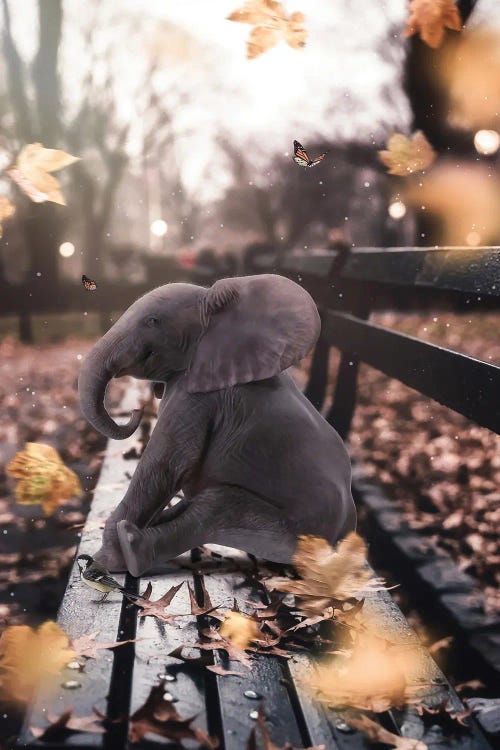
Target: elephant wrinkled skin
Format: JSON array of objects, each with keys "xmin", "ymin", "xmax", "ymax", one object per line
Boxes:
[{"xmin": 78, "ymin": 274, "xmax": 356, "ymax": 576}]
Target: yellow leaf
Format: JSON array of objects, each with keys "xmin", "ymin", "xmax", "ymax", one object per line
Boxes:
[
  {"xmin": 0, "ymin": 195, "xmax": 15, "ymax": 238},
  {"xmin": 267, "ymin": 533, "xmax": 386, "ymax": 616},
  {"xmin": 379, "ymin": 131, "xmax": 435, "ymax": 176},
  {"xmin": 0, "ymin": 621, "xmax": 75, "ymax": 703},
  {"xmin": 7, "ymin": 142, "xmax": 79, "ymax": 206},
  {"xmin": 6, "ymin": 442, "xmax": 82, "ymax": 516},
  {"xmin": 404, "ymin": 0, "xmax": 462, "ymax": 49},
  {"xmin": 227, "ymin": 0, "xmax": 306, "ymax": 59},
  {"xmin": 219, "ymin": 611, "xmax": 259, "ymax": 651}
]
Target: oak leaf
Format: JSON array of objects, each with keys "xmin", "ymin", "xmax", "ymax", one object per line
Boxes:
[
  {"xmin": 0, "ymin": 621, "xmax": 75, "ymax": 703},
  {"xmin": 267, "ymin": 533, "xmax": 385, "ymax": 616},
  {"xmin": 227, "ymin": 0, "xmax": 306, "ymax": 59},
  {"xmin": 378, "ymin": 132, "xmax": 435, "ymax": 176},
  {"xmin": 188, "ymin": 627, "xmax": 254, "ymax": 669},
  {"xmin": 404, "ymin": 0, "xmax": 461, "ymax": 49},
  {"xmin": 0, "ymin": 195, "xmax": 15, "ymax": 238},
  {"xmin": 7, "ymin": 142, "xmax": 80, "ymax": 205},
  {"xmin": 31, "ymin": 710, "xmax": 104, "ymax": 740},
  {"xmin": 71, "ymin": 631, "xmax": 139, "ymax": 660},
  {"xmin": 6, "ymin": 442, "xmax": 82, "ymax": 516},
  {"xmin": 129, "ymin": 681, "xmax": 219, "ymax": 747},
  {"xmin": 345, "ymin": 712, "xmax": 427, "ymax": 750},
  {"xmin": 129, "ymin": 580, "xmax": 185, "ymax": 623}
]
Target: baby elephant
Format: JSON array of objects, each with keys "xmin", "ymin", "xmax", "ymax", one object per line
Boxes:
[{"xmin": 78, "ymin": 274, "xmax": 356, "ymax": 576}]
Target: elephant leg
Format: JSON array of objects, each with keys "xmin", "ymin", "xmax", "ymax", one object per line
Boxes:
[{"xmin": 117, "ymin": 486, "xmax": 298, "ymax": 577}]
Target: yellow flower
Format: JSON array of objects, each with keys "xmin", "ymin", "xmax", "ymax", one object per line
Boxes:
[{"xmin": 7, "ymin": 442, "xmax": 82, "ymax": 515}]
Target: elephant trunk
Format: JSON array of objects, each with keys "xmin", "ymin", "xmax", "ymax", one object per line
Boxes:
[{"xmin": 78, "ymin": 331, "xmax": 143, "ymax": 441}]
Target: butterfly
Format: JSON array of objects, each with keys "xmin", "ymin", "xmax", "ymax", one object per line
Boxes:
[
  {"xmin": 293, "ymin": 140, "xmax": 328, "ymax": 168},
  {"xmin": 82, "ymin": 274, "xmax": 97, "ymax": 291}
]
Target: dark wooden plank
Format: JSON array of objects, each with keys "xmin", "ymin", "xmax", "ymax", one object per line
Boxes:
[
  {"xmin": 303, "ymin": 332, "xmax": 330, "ymax": 411},
  {"xmin": 198, "ymin": 546, "xmax": 313, "ymax": 750},
  {"xmin": 19, "ymin": 384, "xmax": 147, "ymax": 749},
  {"xmin": 323, "ymin": 311, "xmax": 500, "ymax": 434}
]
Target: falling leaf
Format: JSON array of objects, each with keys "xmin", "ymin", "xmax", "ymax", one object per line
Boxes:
[
  {"xmin": 71, "ymin": 631, "xmax": 139, "ymax": 660},
  {"xmin": 30, "ymin": 710, "xmax": 104, "ymax": 739},
  {"xmin": 227, "ymin": 0, "xmax": 306, "ymax": 59},
  {"xmin": 403, "ymin": 162, "xmax": 500, "ymax": 245},
  {"xmin": 129, "ymin": 681, "xmax": 219, "ymax": 747},
  {"xmin": 129, "ymin": 581, "xmax": 185, "ymax": 623},
  {"xmin": 6, "ymin": 442, "xmax": 82, "ymax": 515},
  {"xmin": 0, "ymin": 621, "xmax": 75, "ymax": 703},
  {"xmin": 247, "ymin": 705, "xmax": 325, "ymax": 750},
  {"xmin": 7, "ymin": 142, "xmax": 80, "ymax": 205},
  {"xmin": 378, "ymin": 132, "xmax": 435, "ymax": 176},
  {"xmin": 0, "ymin": 195, "xmax": 15, "ymax": 238},
  {"xmin": 267, "ymin": 533, "xmax": 386, "ymax": 616},
  {"xmin": 404, "ymin": 0, "xmax": 461, "ymax": 49},
  {"xmin": 220, "ymin": 611, "xmax": 260, "ymax": 651},
  {"xmin": 345, "ymin": 712, "xmax": 427, "ymax": 750}
]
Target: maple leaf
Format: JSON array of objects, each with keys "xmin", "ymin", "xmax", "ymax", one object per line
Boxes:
[
  {"xmin": 227, "ymin": 0, "xmax": 306, "ymax": 59},
  {"xmin": 129, "ymin": 681, "xmax": 219, "ymax": 747},
  {"xmin": 6, "ymin": 442, "xmax": 82, "ymax": 516},
  {"xmin": 0, "ymin": 621, "xmax": 75, "ymax": 703},
  {"xmin": 345, "ymin": 712, "xmax": 427, "ymax": 750},
  {"xmin": 30, "ymin": 709, "xmax": 104, "ymax": 740},
  {"xmin": 7, "ymin": 143, "xmax": 80, "ymax": 205},
  {"xmin": 378, "ymin": 132, "xmax": 435, "ymax": 176},
  {"xmin": 247, "ymin": 705, "xmax": 325, "ymax": 750},
  {"xmin": 71, "ymin": 631, "xmax": 139, "ymax": 660},
  {"xmin": 0, "ymin": 195, "xmax": 15, "ymax": 239},
  {"xmin": 126, "ymin": 580, "xmax": 186, "ymax": 623},
  {"xmin": 404, "ymin": 0, "xmax": 462, "ymax": 49},
  {"xmin": 267, "ymin": 533, "xmax": 385, "ymax": 616},
  {"xmin": 220, "ymin": 611, "xmax": 260, "ymax": 651}
]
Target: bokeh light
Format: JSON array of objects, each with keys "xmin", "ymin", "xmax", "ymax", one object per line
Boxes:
[
  {"xmin": 59, "ymin": 242, "xmax": 75, "ymax": 258},
  {"xmin": 150, "ymin": 219, "xmax": 168, "ymax": 238},
  {"xmin": 466, "ymin": 230, "xmax": 482, "ymax": 247},
  {"xmin": 388, "ymin": 200, "xmax": 407, "ymax": 220},
  {"xmin": 474, "ymin": 129, "xmax": 500, "ymax": 156}
]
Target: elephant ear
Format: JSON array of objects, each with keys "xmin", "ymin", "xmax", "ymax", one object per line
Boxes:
[{"xmin": 187, "ymin": 274, "xmax": 320, "ymax": 393}]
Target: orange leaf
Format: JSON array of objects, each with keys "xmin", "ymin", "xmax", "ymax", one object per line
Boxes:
[{"xmin": 404, "ymin": 0, "xmax": 462, "ymax": 49}]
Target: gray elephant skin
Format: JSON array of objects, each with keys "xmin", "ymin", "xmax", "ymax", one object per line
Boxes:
[{"xmin": 78, "ymin": 274, "xmax": 356, "ymax": 576}]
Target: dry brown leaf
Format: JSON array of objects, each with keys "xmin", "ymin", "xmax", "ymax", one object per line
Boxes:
[
  {"xmin": 189, "ymin": 627, "xmax": 254, "ymax": 669},
  {"xmin": 130, "ymin": 580, "xmax": 185, "ymax": 623},
  {"xmin": 345, "ymin": 712, "xmax": 427, "ymax": 750},
  {"xmin": 6, "ymin": 442, "xmax": 82, "ymax": 516},
  {"xmin": 0, "ymin": 621, "xmax": 75, "ymax": 703},
  {"xmin": 7, "ymin": 143, "xmax": 80, "ymax": 205},
  {"xmin": 30, "ymin": 709, "xmax": 104, "ymax": 739},
  {"xmin": 71, "ymin": 631, "xmax": 139, "ymax": 660},
  {"xmin": 227, "ymin": 0, "xmax": 306, "ymax": 59},
  {"xmin": 267, "ymin": 533, "xmax": 385, "ymax": 616},
  {"xmin": 378, "ymin": 132, "xmax": 435, "ymax": 176},
  {"xmin": 404, "ymin": 0, "xmax": 461, "ymax": 49},
  {"xmin": 0, "ymin": 195, "xmax": 15, "ymax": 238},
  {"xmin": 220, "ymin": 611, "xmax": 260, "ymax": 651},
  {"xmin": 428, "ymin": 635, "xmax": 453, "ymax": 655},
  {"xmin": 206, "ymin": 664, "xmax": 246, "ymax": 677},
  {"xmin": 129, "ymin": 681, "xmax": 219, "ymax": 747},
  {"xmin": 247, "ymin": 705, "xmax": 325, "ymax": 750}
]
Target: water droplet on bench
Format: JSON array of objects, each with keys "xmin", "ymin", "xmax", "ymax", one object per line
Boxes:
[
  {"xmin": 158, "ymin": 672, "xmax": 175, "ymax": 682},
  {"xmin": 249, "ymin": 710, "xmax": 259, "ymax": 720},
  {"xmin": 244, "ymin": 690, "xmax": 261, "ymax": 700},
  {"xmin": 61, "ymin": 680, "xmax": 81, "ymax": 690},
  {"xmin": 66, "ymin": 661, "xmax": 81, "ymax": 670},
  {"xmin": 333, "ymin": 719, "xmax": 354, "ymax": 733}
]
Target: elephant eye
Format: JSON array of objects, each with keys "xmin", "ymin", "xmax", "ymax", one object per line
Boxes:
[{"xmin": 146, "ymin": 316, "xmax": 160, "ymax": 328}]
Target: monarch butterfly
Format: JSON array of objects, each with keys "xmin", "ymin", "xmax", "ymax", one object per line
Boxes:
[
  {"xmin": 82, "ymin": 274, "xmax": 97, "ymax": 291},
  {"xmin": 293, "ymin": 140, "xmax": 328, "ymax": 168}
]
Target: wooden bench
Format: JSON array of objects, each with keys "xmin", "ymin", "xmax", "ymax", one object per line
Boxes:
[{"xmin": 19, "ymin": 249, "xmax": 499, "ymax": 750}]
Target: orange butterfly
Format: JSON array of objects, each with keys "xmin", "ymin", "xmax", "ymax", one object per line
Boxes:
[
  {"xmin": 293, "ymin": 140, "xmax": 328, "ymax": 168},
  {"xmin": 82, "ymin": 274, "xmax": 97, "ymax": 291}
]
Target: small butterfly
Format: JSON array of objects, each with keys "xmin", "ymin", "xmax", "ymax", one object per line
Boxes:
[
  {"xmin": 293, "ymin": 140, "xmax": 328, "ymax": 168},
  {"xmin": 82, "ymin": 274, "xmax": 97, "ymax": 291}
]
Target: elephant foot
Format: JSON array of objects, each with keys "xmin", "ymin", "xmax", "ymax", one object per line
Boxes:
[
  {"xmin": 117, "ymin": 520, "xmax": 154, "ymax": 578},
  {"xmin": 93, "ymin": 543, "xmax": 127, "ymax": 573}
]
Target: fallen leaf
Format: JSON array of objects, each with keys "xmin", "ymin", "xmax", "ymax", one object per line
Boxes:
[
  {"xmin": 247, "ymin": 704, "xmax": 325, "ymax": 749},
  {"xmin": 6, "ymin": 442, "xmax": 82, "ymax": 515},
  {"xmin": 130, "ymin": 581, "xmax": 185, "ymax": 623},
  {"xmin": 267, "ymin": 533, "xmax": 386, "ymax": 616},
  {"xmin": 129, "ymin": 681, "xmax": 219, "ymax": 747},
  {"xmin": 227, "ymin": 0, "xmax": 306, "ymax": 59},
  {"xmin": 404, "ymin": 0, "xmax": 461, "ymax": 49},
  {"xmin": 378, "ymin": 132, "xmax": 435, "ymax": 176},
  {"xmin": 187, "ymin": 580, "xmax": 222, "ymax": 618},
  {"xmin": 189, "ymin": 628, "xmax": 254, "ymax": 669},
  {"xmin": 7, "ymin": 143, "xmax": 80, "ymax": 205},
  {"xmin": 0, "ymin": 195, "xmax": 15, "ymax": 238},
  {"xmin": 71, "ymin": 631, "xmax": 139, "ymax": 660},
  {"xmin": 206, "ymin": 664, "xmax": 245, "ymax": 677},
  {"xmin": 0, "ymin": 621, "xmax": 75, "ymax": 703},
  {"xmin": 345, "ymin": 712, "xmax": 427, "ymax": 749},
  {"xmin": 220, "ymin": 611, "xmax": 260, "ymax": 651},
  {"xmin": 428, "ymin": 635, "xmax": 453, "ymax": 655},
  {"xmin": 31, "ymin": 709, "xmax": 104, "ymax": 739}
]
